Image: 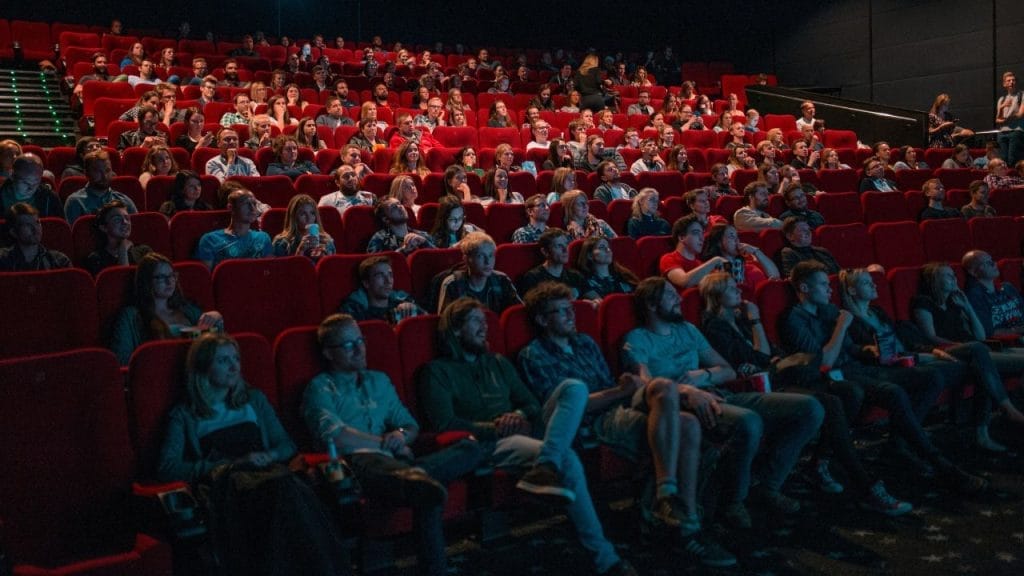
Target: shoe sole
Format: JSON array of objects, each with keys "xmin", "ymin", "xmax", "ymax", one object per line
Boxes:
[{"xmin": 515, "ymin": 480, "xmax": 576, "ymax": 503}]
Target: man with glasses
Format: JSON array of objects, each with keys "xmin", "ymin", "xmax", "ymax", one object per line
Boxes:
[
  {"xmin": 627, "ymin": 90, "xmax": 654, "ymax": 116},
  {"xmin": 304, "ymin": 313, "xmax": 481, "ymax": 576},
  {"xmin": 512, "ymin": 194, "xmax": 550, "ymax": 244},
  {"xmin": 205, "ymin": 128, "xmax": 259, "ymax": 182},
  {"xmin": 197, "ymin": 76, "xmax": 219, "ymax": 110},
  {"xmin": 187, "ymin": 57, "xmax": 209, "ymax": 85},
  {"xmin": 526, "ymin": 120, "xmax": 553, "ymax": 152},
  {"xmin": 414, "ymin": 97, "xmax": 445, "ymax": 132},
  {"xmin": 117, "ymin": 106, "xmax": 167, "ymax": 150},
  {"xmin": 220, "ymin": 93, "xmax": 253, "ymax": 127},
  {"xmin": 319, "ymin": 164, "xmax": 375, "ymax": 217}
]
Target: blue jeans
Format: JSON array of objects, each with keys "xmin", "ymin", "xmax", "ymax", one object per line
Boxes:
[
  {"xmin": 998, "ymin": 130, "xmax": 1024, "ymax": 166},
  {"xmin": 709, "ymin": 391, "xmax": 823, "ymax": 502},
  {"xmin": 488, "ymin": 379, "xmax": 621, "ymax": 574}
]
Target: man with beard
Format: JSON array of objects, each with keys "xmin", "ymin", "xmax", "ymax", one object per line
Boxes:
[
  {"xmin": 367, "ymin": 197, "xmax": 433, "ymax": 255},
  {"xmin": 196, "ymin": 188, "xmax": 271, "ymax": 268},
  {"xmin": 733, "ymin": 182, "xmax": 782, "ymax": 232},
  {"xmin": 436, "ymin": 232, "xmax": 520, "ymax": 314},
  {"xmin": 218, "ymin": 59, "xmax": 248, "ymax": 88},
  {"xmin": 73, "ymin": 53, "xmax": 111, "ymax": 100},
  {"xmin": 65, "ymin": 151, "xmax": 137, "ymax": 224},
  {"xmin": 318, "ymin": 164, "xmax": 375, "ymax": 217}
]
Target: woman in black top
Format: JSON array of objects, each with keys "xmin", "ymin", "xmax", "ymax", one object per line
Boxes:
[
  {"xmin": 575, "ymin": 236, "xmax": 638, "ymax": 299},
  {"xmin": 699, "ymin": 271, "xmax": 913, "ymax": 515},
  {"xmin": 575, "ymin": 54, "xmax": 607, "ymax": 113},
  {"xmin": 159, "ymin": 170, "xmax": 211, "ymax": 218},
  {"xmin": 908, "ymin": 263, "xmax": 1024, "ymax": 448}
]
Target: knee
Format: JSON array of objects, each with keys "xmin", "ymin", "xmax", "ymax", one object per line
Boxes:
[
  {"xmin": 554, "ymin": 379, "xmax": 589, "ymax": 407},
  {"xmin": 733, "ymin": 411, "xmax": 764, "ymax": 447},
  {"xmin": 804, "ymin": 397, "xmax": 826, "ymax": 429},
  {"xmin": 647, "ymin": 377, "xmax": 679, "ymax": 407}
]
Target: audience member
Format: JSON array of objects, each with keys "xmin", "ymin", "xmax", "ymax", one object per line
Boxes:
[
  {"xmin": 84, "ymin": 200, "xmax": 152, "ymax": 275},
  {"xmin": 562, "ymin": 190, "xmax": 616, "ymax": 240},
  {"xmin": 960, "ymin": 180, "xmax": 996, "ymax": 218},
  {"xmin": 430, "ymin": 196, "xmax": 483, "ymax": 248},
  {"xmin": 778, "ymin": 184, "xmax": 825, "ymax": 229},
  {"xmin": 858, "ymin": 158, "xmax": 898, "ymax": 193},
  {"xmin": 367, "ymin": 197, "xmax": 434, "ymax": 254},
  {"xmin": 205, "ymin": 128, "xmax": 260, "ymax": 182},
  {"xmin": 0, "ymin": 154, "xmax": 63, "ymax": 218},
  {"xmin": 626, "ymin": 187, "xmax": 669, "ymax": 239},
  {"xmin": 159, "ymin": 170, "xmax": 209, "ymax": 217},
  {"xmin": 702, "ymin": 222, "xmax": 780, "ymax": 299},
  {"xmin": 196, "ymin": 188, "xmax": 272, "ymax": 268},
  {"xmin": 918, "ymin": 179, "xmax": 962, "ymax": 221},
  {"xmin": 733, "ymin": 182, "xmax": 782, "ymax": 232},
  {"xmin": 436, "ymin": 232, "xmax": 520, "ymax": 314},
  {"xmin": 272, "ymin": 194, "xmax": 334, "ymax": 258},
  {"xmin": 65, "ymin": 151, "xmax": 138, "ymax": 225},
  {"xmin": 138, "ymin": 145, "xmax": 178, "ymax": 189},
  {"xmin": 339, "ymin": 256, "xmax": 424, "ymax": 323},
  {"xmin": 0, "ymin": 203, "xmax": 71, "ymax": 271},
  {"xmin": 518, "ymin": 228, "xmax": 586, "ymax": 299}
]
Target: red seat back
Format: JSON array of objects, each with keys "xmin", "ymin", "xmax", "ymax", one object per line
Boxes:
[
  {"xmin": 0, "ymin": 269, "xmax": 99, "ymax": 359},
  {"xmin": 920, "ymin": 218, "xmax": 971, "ymax": 263},
  {"xmin": 869, "ymin": 221, "xmax": 926, "ymax": 269},
  {"xmin": 814, "ymin": 223, "xmax": 874, "ymax": 268},
  {"xmin": 316, "ymin": 252, "xmax": 412, "ymax": 316},
  {"xmin": 213, "ymin": 257, "xmax": 320, "ymax": 340}
]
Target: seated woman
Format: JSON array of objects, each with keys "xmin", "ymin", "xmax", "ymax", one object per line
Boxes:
[
  {"xmin": 928, "ymin": 93, "xmax": 974, "ymax": 149},
  {"xmin": 159, "ymin": 170, "xmax": 210, "ymax": 217},
  {"xmin": 85, "ymin": 201, "xmax": 153, "ymax": 276},
  {"xmin": 62, "ymin": 137, "xmax": 105, "ymax": 178},
  {"xmin": 526, "ymin": 119, "xmax": 553, "ymax": 152},
  {"xmin": 156, "ymin": 333, "xmax": 349, "ymax": 575},
  {"xmin": 389, "ymin": 140, "xmax": 430, "ymax": 178},
  {"xmin": 480, "ymin": 167, "xmax": 524, "ymax": 205},
  {"xmin": 487, "ymin": 100, "xmax": 514, "ymax": 128},
  {"xmin": 755, "ymin": 141, "xmax": 782, "ymax": 169},
  {"xmin": 561, "ymin": 189, "xmax": 616, "ymax": 240},
  {"xmin": 248, "ymin": 81, "xmax": 268, "ymax": 108},
  {"xmin": 666, "ymin": 144, "xmax": 693, "ymax": 174},
  {"xmin": 575, "ymin": 236, "xmax": 639, "ymax": 299},
  {"xmin": 442, "ymin": 165, "xmax": 477, "ymax": 203},
  {"xmin": 0, "ymin": 153, "xmax": 63, "ymax": 218},
  {"xmin": 712, "ymin": 112, "xmax": 733, "ymax": 134},
  {"xmin": 266, "ymin": 135, "xmax": 320, "ymax": 179},
  {"xmin": 566, "ymin": 120, "xmax": 589, "ymax": 156},
  {"xmin": 444, "ymin": 146, "xmax": 480, "ymax": 178},
  {"xmin": 139, "ymin": 144, "xmax": 179, "ymax": 189},
  {"xmin": 446, "ymin": 87, "xmax": 471, "ymax": 115},
  {"xmin": 110, "ymin": 253, "xmax": 223, "ymax": 365},
  {"xmin": 559, "ymin": 90, "xmax": 582, "ymax": 113},
  {"xmin": 702, "ymin": 222, "xmax": 780, "ymax": 299},
  {"xmin": 284, "ymin": 83, "xmax": 310, "ymax": 111},
  {"xmin": 684, "ymin": 187, "xmax": 727, "ymax": 228},
  {"xmin": 984, "ymin": 158, "xmax": 1024, "ymax": 191},
  {"xmin": 694, "ymin": 95, "xmax": 713, "ymax": 117},
  {"xmin": 941, "ymin": 144, "xmax": 973, "ymax": 169},
  {"xmin": 346, "ymin": 119, "xmax": 381, "ymax": 152},
  {"xmin": 892, "ymin": 145, "xmax": 928, "ymax": 171},
  {"xmin": 267, "ymin": 94, "xmax": 299, "ymax": 128},
  {"xmin": 626, "ymin": 187, "xmax": 670, "ymax": 239},
  {"xmin": 546, "ymin": 166, "xmax": 577, "ymax": 204},
  {"xmin": 378, "ymin": 175, "xmax": 421, "ymax": 218},
  {"xmin": 272, "ymin": 194, "xmax": 335, "ymax": 258},
  {"xmin": 766, "ymin": 128, "xmax": 789, "ymax": 151},
  {"xmin": 447, "ymin": 107, "xmax": 469, "ymax": 128},
  {"xmin": 175, "ymin": 108, "xmax": 215, "ymax": 154},
  {"xmin": 595, "ymin": 108, "xmax": 620, "ymax": 132},
  {"xmin": 493, "ymin": 143, "xmax": 522, "ymax": 173},
  {"xmin": 910, "ymin": 263, "xmax": 1024, "ymax": 448},
  {"xmin": 817, "ymin": 147, "xmax": 849, "ymax": 170},
  {"xmin": 430, "ymin": 195, "xmax": 483, "ymax": 248},
  {"xmin": 699, "ymin": 271, "xmax": 913, "ymax": 516},
  {"xmin": 542, "ymin": 139, "xmax": 574, "ymax": 171}
]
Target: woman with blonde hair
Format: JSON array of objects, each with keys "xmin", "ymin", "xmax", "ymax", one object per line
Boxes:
[
  {"xmin": 575, "ymin": 53, "xmax": 606, "ymax": 112},
  {"xmin": 272, "ymin": 194, "xmax": 334, "ymax": 258},
  {"xmin": 626, "ymin": 187, "xmax": 670, "ymax": 239},
  {"xmin": 389, "ymin": 140, "xmax": 430, "ymax": 178},
  {"xmin": 138, "ymin": 144, "xmax": 178, "ymax": 189},
  {"xmin": 546, "ymin": 166, "xmax": 577, "ymax": 204},
  {"xmin": 562, "ymin": 189, "xmax": 616, "ymax": 240},
  {"xmin": 389, "ymin": 174, "xmax": 422, "ymax": 216},
  {"xmin": 157, "ymin": 332, "xmax": 350, "ymax": 575}
]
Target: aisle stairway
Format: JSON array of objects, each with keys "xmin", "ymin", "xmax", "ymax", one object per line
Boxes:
[{"xmin": 0, "ymin": 68, "xmax": 77, "ymax": 147}]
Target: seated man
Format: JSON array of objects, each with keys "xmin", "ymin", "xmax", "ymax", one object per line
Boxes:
[
  {"xmin": 660, "ymin": 215, "xmax": 730, "ymax": 292},
  {"xmin": 339, "ymin": 256, "xmax": 424, "ymax": 323},
  {"xmin": 723, "ymin": 122, "xmax": 752, "ymax": 151},
  {"xmin": 629, "ymin": 138, "xmax": 666, "ymax": 175},
  {"xmin": 0, "ymin": 203, "xmax": 71, "ymax": 271},
  {"xmin": 858, "ymin": 157, "xmax": 899, "ymax": 193},
  {"xmin": 517, "ymin": 283, "xmax": 736, "ymax": 567},
  {"xmin": 788, "ymin": 140, "xmax": 819, "ymax": 170},
  {"xmin": 367, "ymin": 197, "xmax": 435, "ymax": 254},
  {"xmin": 779, "ymin": 261, "xmax": 987, "ymax": 493},
  {"xmin": 512, "ymin": 194, "xmax": 550, "ymax": 244},
  {"xmin": 963, "ymin": 250, "xmax": 1024, "ymax": 338},
  {"xmin": 388, "ymin": 112, "xmax": 440, "ymax": 151},
  {"xmin": 575, "ymin": 135, "xmax": 626, "ymax": 174},
  {"xmin": 337, "ymin": 144, "xmax": 374, "ymax": 180},
  {"xmin": 334, "ymin": 79, "xmax": 358, "ymax": 108},
  {"xmin": 420, "ymin": 298, "xmax": 637, "ymax": 576},
  {"xmin": 196, "ymin": 188, "xmax": 272, "ymax": 268},
  {"xmin": 626, "ymin": 89, "xmax": 654, "ymax": 116},
  {"xmin": 703, "ymin": 164, "xmax": 736, "ymax": 201},
  {"xmin": 0, "ymin": 154, "xmax": 63, "ymax": 218},
  {"xmin": 778, "ymin": 183, "xmax": 825, "ymax": 229},
  {"xmin": 304, "ymin": 314, "xmax": 481, "ymax": 576},
  {"xmin": 117, "ymin": 106, "xmax": 168, "ymax": 150},
  {"xmin": 778, "ymin": 216, "xmax": 840, "ymax": 277},
  {"xmin": 229, "ymin": 35, "xmax": 259, "ymax": 58},
  {"xmin": 436, "ymin": 232, "xmax": 520, "ymax": 314},
  {"xmin": 624, "ymin": 277, "xmax": 824, "ymax": 527},
  {"xmin": 186, "ymin": 57, "xmax": 209, "ymax": 86},
  {"xmin": 318, "ymin": 165, "xmax": 375, "ymax": 217},
  {"xmin": 593, "ymin": 161, "xmax": 638, "ymax": 204},
  {"xmin": 525, "ymin": 120, "xmax": 552, "ymax": 152},
  {"xmin": 795, "ymin": 100, "xmax": 818, "ymax": 131},
  {"xmin": 413, "ymin": 97, "xmax": 445, "ymax": 132},
  {"xmin": 205, "ymin": 128, "xmax": 260, "ymax": 182},
  {"xmin": 797, "ymin": 122, "xmax": 824, "ymax": 152},
  {"xmin": 155, "ymin": 82, "xmax": 186, "ymax": 125},
  {"xmin": 219, "ymin": 92, "xmax": 253, "ymax": 127},
  {"xmin": 317, "ymin": 96, "xmax": 356, "ymax": 130},
  {"xmin": 218, "ymin": 59, "xmax": 248, "ymax": 88},
  {"xmin": 64, "ymin": 150, "xmax": 138, "ymax": 225},
  {"xmin": 961, "ymin": 180, "xmax": 997, "ymax": 218},
  {"xmin": 72, "ymin": 53, "xmax": 111, "ymax": 101},
  {"xmin": 982, "ymin": 157, "xmax": 1024, "ymax": 191},
  {"xmin": 918, "ymin": 179, "xmax": 962, "ymax": 221},
  {"xmin": 518, "ymin": 229, "xmax": 586, "ymax": 298},
  {"xmin": 733, "ymin": 181, "xmax": 782, "ymax": 232}
]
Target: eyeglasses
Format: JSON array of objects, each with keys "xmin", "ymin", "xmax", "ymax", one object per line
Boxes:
[{"xmin": 325, "ymin": 337, "xmax": 365, "ymax": 352}]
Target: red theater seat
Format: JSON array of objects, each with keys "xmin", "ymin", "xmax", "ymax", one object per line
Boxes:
[
  {"xmin": 0, "ymin": 269, "xmax": 99, "ymax": 359},
  {"xmin": 213, "ymin": 256, "xmax": 320, "ymax": 340}
]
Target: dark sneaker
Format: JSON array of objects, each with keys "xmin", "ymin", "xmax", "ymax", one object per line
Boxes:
[
  {"xmin": 859, "ymin": 481, "xmax": 912, "ymax": 517},
  {"xmin": 602, "ymin": 559, "xmax": 639, "ymax": 576},
  {"xmin": 679, "ymin": 533, "xmax": 738, "ymax": 568},
  {"xmin": 721, "ymin": 501, "xmax": 752, "ymax": 529},
  {"xmin": 393, "ymin": 467, "xmax": 447, "ymax": 507},
  {"xmin": 814, "ymin": 459, "xmax": 844, "ymax": 494},
  {"xmin": 756, "ymin": 489, "xmax": 801, "ymax": 514},
  {"xmin": 516, "ymin": 463, "xmax": 576, "ymax": 503}
]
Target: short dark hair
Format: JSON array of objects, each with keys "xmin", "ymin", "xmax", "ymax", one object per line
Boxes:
[
  {"xmin": 789, "ymin": 260, "xmax": 827, "ymax": 290},
  {"xmin": 523, "ymin": 282, "xmax": 573, "ymax": 329},
  {"xmin": 781, "ymin": 215, "xmax": 808, "ymax": 236},
  {"xmin": 634, "ymin": 277, "xmax": 668, "ymax": 324},
  {"xmin": 357, "ymin": 255, "xmax": 391, "ymax": 284},
  {"xmin": 671, "ymin": 213, "xmax": 703, "ymax": 243},
  {"xmin": 537, "ymin": 227, "xmax": 569, "ymax": 253},
  {"xmin": 743, "ymin": 181, "xmax": 766, "ymax": 201}
]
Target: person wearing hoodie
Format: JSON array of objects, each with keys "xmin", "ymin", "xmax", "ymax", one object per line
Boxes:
[
  {"xmin": 338, "ymin": 256, "xmax": 424, "ymax": 323},
  {"xmin": 418, "ymin": 297, "xmax": 638, "ymax": 576}
]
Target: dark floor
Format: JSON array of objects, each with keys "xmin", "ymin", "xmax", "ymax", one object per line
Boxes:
[{"xmin": 388, "ymin": 416, "xmax": 1024, "ymax": 576}]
